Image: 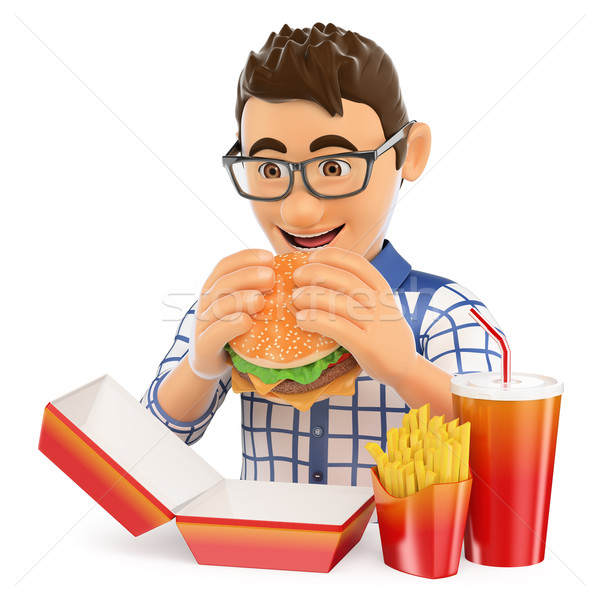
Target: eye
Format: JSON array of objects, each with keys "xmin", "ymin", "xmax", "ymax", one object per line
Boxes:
[
  {"xmin": 318, "ymin": 159, "xmax": 351, "ymax": 177},
  {"xmin": 258, "ymin": 162, "xmax": 282, "ymax": 179}
]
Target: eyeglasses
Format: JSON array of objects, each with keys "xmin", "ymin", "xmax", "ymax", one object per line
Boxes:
[{"xmin": 222, "ymin": 120, "xmax": 416, "ymax": 201}]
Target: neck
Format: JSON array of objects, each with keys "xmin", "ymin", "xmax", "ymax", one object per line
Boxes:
[{"xmin": 364, "ymin": 234, "xmax": 386, "ymax": 262}]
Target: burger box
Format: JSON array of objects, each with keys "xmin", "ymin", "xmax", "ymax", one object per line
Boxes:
[{"xmin": 38, "ymin": 375, "xmax": 375, "ymax": 572}]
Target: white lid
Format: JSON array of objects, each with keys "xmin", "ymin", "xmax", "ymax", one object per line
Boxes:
[
  {"xmin": 450, "ymin": 372, "xmax": 563, "ymax": 401},
  {"xmin": 52, "ymin": 375, "xmax": 224, "ymax": 511}
]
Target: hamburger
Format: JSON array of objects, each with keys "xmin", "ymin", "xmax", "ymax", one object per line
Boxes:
[{"xmin": 225, "ymin": 252, "xmax": 362, "ymax": 411}]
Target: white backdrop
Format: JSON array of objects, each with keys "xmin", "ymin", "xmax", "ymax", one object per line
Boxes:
[{"xmin": 1, "ymin": 0, "xmax": 598, "ymax": 598}]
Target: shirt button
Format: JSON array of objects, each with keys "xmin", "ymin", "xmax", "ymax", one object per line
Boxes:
[
  {"xmin": 312, "ymin": 426, "xmax": 324, "ymax": 437},
  {"xmin": 312, "ymin": 471, "xmax": 324, "ymax": 482}
]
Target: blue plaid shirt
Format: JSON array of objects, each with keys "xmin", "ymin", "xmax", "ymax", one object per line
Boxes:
[{"xmin": 142, "ymin": 240, "xmax": 502, "ymax": 488}]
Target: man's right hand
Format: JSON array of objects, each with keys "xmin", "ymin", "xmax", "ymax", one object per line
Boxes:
[{"xmin": 188, "ymin": 248, "xmax": 275, "ymax": 380}]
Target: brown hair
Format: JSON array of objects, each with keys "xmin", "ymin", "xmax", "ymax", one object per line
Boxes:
[{"xmin": 235, "ymin": 23, "xmax": 409, "ymax": 169}]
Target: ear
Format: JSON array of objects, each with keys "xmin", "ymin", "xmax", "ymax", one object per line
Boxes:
[{"xmin": 402, "ymin": 122, "xmax": 431, "ymax": 181}]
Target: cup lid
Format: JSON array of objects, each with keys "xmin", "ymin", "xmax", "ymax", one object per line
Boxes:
[{"xmin": 450, "ymin": 372, "xmax": 563, "ymax": 401}]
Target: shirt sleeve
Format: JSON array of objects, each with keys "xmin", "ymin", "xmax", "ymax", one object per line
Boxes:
[
  {"xmin": 419, "ymin": 282, "xmax": 503, "ymax": 375},
  {"xmin": 140, "ymin": 301, "xmax": 232, "ymax": 445}
]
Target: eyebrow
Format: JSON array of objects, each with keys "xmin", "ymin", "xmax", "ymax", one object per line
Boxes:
[
  {"xmin": 309, "ymin": 135, "xmax": 358, "ymax": 153},
  {"xmin": 248, "ymin": 137, "xmax": 287, "ymax": 156}
]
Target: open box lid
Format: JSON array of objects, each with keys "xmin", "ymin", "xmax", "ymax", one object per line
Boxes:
[
  {"xmin": 39, "ymin": 375, "xmax": 224, "ymax": 535},
  {"xmin": 39, "ymin": 375, "xmax": 374, "ymax": 538}
]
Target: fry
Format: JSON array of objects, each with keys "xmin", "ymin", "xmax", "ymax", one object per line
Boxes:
[
  {"xmin": 424, "ymin": 469, "xmax": 438, "ymax": 488},
  {"xmin": 399, "ymin": 433, "xmax": 409, "ymax": 451},
  {"xmin": 384, "ymin": 463, "xmax": 394, "ymax": 495},
  {"xmin": 451, "ymin": 440, "xmax": 462, "ymax": 482},
  {"xmin": 391, "ymin": 462, "xmax": 401, "ymax": 497},
  {"xmin": 434, "ymin": 447, "xmax": 441, "ymax": 477},
  {"xmin": 440, "ymin": 440, "xmax": 453, "ymax": 483},
  {"xmin": 459, "ymin": 422, "xmax": 471, "ymax": 481},
  {"xmin": 397, "ymin": 463, "xmax": 406, "ymax": 497},
  {"xmin": 426, "ymin": 448, "xmax": 435, "ymax": 471},
  {"xmin": 447, "ymin": 417, "xmax": 459, "ymax": 439},
  {"xmin": 389, "ymin": 461, "xmax": 400, "ymax": 498},
  {"xmin": 415, "ymin": 459, "xmax": 426, "ymax": 491},
  {"xmin": 410, "ymin": 431, "xmax": 422, "ymax": 450},
  {"xmin": 424, "ymin": 432, "xmax": 433, "ymax": 454},
  {"xmin": 387, "ymin": 428, "xmax": 399, "ymax": 462},
  {"xmin": 365, "ymin": 442, "xmax": 387, "ymax": 480},
  {"xmin": 418, "ymin": 404, "xmax": 430, "ymax": 437},
  {"xmin": 428, "ymin": 415, "xmax": 445, "ymax": 434},
  {"xmin": 365, "ymin": 442, "xmax": 384, "ymax": 462},
  {"xmin": 408, "ymin": 410, "xmax": 419, "ymax": 434}
]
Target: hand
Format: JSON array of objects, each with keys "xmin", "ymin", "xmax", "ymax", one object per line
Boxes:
[
  {"xmin": 188, "ymin": 248, "xmax": 275, "ymax": 380},
  {"xmin": 291, "ymin": 247, "xmax": 417, "ymax": 391}
]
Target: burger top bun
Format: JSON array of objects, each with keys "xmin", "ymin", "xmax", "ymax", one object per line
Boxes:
[{"xmin": 228, "ymin": 252, "xmax": 341, "ymax": 370}]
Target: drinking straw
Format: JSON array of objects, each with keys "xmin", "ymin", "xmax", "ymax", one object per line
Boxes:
[{"xmin": 469, "ymin": 307, "xmax": 511, "ymax": 385}]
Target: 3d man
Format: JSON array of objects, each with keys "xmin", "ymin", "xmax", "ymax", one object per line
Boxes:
[{"xmin": 142, "ymin": 23, "xmax": 501, "ymax": 488}]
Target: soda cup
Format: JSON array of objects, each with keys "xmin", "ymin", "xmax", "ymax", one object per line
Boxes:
[{"xmin": 451, "ymin": 372, "xmax": 563, "ymax": 567}]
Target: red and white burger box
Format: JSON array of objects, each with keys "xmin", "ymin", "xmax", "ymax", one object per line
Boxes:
[{"xmin": 39, "ymin": 375, "xmax": 375, "ymax": 572}]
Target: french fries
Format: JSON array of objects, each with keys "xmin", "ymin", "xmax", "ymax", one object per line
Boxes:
[{"xmin": 365, "ymin": 404, "xmax": 471, "ymax": 498}]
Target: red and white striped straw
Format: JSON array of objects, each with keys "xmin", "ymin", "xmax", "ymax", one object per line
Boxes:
[{"xmin": 469, "ymin": 307, "xmax": 511, "ymax": 385}]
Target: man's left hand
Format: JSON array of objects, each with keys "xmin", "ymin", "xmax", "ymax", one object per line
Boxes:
[{"xmin": 292, "ymin": 247, "xmax": 417, "ymax": 392}]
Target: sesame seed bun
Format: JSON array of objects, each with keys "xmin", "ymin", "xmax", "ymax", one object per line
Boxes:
[{"xmin": 228, "ymin": 252, "xmax": 340, "ymax": 369}]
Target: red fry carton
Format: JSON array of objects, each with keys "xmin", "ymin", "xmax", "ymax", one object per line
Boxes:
[
  {"xmin": 371, "ymin": 466, "xmax": 472, "ymax": 579},
  {"xmin": 39, "ymin": 375, "xmax": 375, "ymax": 572}
]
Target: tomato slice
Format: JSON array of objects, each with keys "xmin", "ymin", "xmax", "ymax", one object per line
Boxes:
[{"xmin": 325, "ymin": 352, "xmax": 351, "ymax": 369}]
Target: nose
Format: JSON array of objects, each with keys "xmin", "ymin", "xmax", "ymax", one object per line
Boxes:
[{"xmin": 280, "ymin": 173, "xmax": 324, "ymax": 228}]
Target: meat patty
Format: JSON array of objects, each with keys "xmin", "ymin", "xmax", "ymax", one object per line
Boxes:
[{"xmin": 235, "ymin": 354, "xmax": 359, "ymax": 394}]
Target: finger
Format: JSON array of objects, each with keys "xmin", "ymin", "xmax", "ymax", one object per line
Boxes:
[
  {"xmin": 202, "ymin": 249, "xmax": 273, "ymax": 292},
  {"xmin": 197, "ymin": 290, "xmax": 266, "ymax": 326},
  {"xmin": 306, "ymin": 246, "xmax": 388, "ymax": 292},
  {"xmin": 198, "ymin": 311, "xmax": 254, "ymax": 352},
  {"xmin": 293, "ymin": 263, "xmax": 377, "ymax": 307},
  {"xmin": 295, "ymin": 308, "xmax": 364, "ymax": 350},
  {"xmin": 201, "ymin": 265, "xmax": 275, "ymax": 310},
  {"xmin": 291, "ymin": 286, "xmax": 371, "ymax": 328}
]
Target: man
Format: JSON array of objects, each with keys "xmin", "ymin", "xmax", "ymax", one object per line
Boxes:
[{"xmin": 142, "ymin": 23, "xmax": 501, "ymax": 488}]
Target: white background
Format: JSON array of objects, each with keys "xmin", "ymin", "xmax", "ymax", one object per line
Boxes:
[{"xmin": 1, "ymin": 0, "xmax": 599, "ymax": 598}]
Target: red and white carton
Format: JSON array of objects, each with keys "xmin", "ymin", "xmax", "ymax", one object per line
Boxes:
[{"xmin": 39, "ymin": 375, "xmax": 375, "ymax": 572}]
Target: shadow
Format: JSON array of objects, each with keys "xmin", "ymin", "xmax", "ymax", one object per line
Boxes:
[{"xmin": 86, "ymin": 519, "xmax": 196, "ymax": 565}]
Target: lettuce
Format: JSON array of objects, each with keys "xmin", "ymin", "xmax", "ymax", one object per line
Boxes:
[{"xmin": 225, "ymin": 344, "xmax": 348, "ymax": 385}]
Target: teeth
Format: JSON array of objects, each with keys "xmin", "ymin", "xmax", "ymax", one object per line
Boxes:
[
  {"xmin": 283, "ymin": 227, "xmax": 336, "ymax": 238},
  {"xmin": 288, "ymin": 243, "xmax": 328, "ymax": 252}
]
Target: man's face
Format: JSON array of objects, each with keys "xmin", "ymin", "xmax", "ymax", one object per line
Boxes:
[{"xmin": 240, "ymin": 97, "xmax": 403, "ymax": 261}]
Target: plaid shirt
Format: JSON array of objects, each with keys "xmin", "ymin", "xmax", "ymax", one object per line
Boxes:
[{"xmin": 142, "ymin": 240, "xmax": 502, "ymax": 489}]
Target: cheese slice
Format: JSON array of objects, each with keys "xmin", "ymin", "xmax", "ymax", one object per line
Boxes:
[
  {"xmin": 230, "ymin": 362, "xmax": 363, "ymax": 412},
  {"xmin": 247, "ymin": 372, "xmax": 284, "ymax": 396}
]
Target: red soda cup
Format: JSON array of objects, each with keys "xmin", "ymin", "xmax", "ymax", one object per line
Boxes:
[{"xmin": 451, "ymin": 372, "xmax": 562, "ymax": 567}]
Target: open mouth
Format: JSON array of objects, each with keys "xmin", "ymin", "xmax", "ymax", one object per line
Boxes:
[{"xmin": 278, "ymin": 225, "xmax": 345, "ymax": 250}]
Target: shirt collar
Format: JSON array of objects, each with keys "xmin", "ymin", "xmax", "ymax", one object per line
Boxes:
[{"xmin": 370, "ymin": 239, "xmax": 412, "ymax": 291}]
